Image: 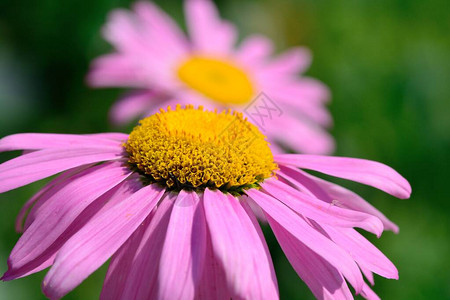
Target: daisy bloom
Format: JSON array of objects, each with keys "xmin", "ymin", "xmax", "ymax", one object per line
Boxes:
[
  {"xmin": 87, "ymin": 0, "xmax": 334, "ymax": 154},
  {"xmin": 0, "ymin": 105, "xmax": 410, "ymax": 299}
]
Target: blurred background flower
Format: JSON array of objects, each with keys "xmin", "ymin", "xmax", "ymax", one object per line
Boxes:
[
  {"xmin": 0, "ymin": 0, "xmax": 448, "ymax": 299},
  {"xmin": 87, "ymin": 0, "xmax": 334, "ymax": 155}
]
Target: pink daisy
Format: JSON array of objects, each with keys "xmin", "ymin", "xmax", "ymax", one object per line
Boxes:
[
  {"xmin": 0, "ymin": 106, "xmax": 410, "ymax": 299},
  {"xmin": 87, "ymin": 0, "xmax": 334, "ymax": 154}
]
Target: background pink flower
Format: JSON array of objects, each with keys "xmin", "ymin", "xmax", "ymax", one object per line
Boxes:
[{"xmin": 87, "ymin": 0, "xmax": 334, "ymax": 154}]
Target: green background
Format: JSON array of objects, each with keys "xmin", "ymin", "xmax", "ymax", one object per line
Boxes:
[{"xmin": 0, "ymin": 0, "xmax": 449, "ymax": 299}]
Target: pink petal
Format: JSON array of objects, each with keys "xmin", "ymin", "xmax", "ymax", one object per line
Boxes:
[
  {"xmin": 22, "ymin": 166, "xmax": 98, "ymax": 232},
  {"xmin": 0, "ymin": 147, "xmax": 123, "ymax": 193},
  {"xmin": 157, "ymin": 191, "xmax": 207, "ymax": 299},
  {"xmin": 259, "ymin": 47, "xmax": 312, "ymax": 76},
  {"xmin": 42, "ymin": 183, "xmax": 165, "ymax": 299},
  {"xmin": 361, "ymin": 283, "xmax": 381, "ymax": 300},
  {"xmin": 263, "ymin": 83, "xmax": 333, "ymax": 127},
  {"xmin": 267, "ymin": 113, "xmax": 335, "ymax": 155},
  {"xmin": 261, "ymin": 179, "xmax": 384, "ymax": 236},
  {"xmin": 265, "ymin": 77, "xmax": 331, "ymax": 104},
  {"xmin": 86, "ymin": 133, "xmax": 129, "ymax": 141},
  {"xmin": 99, "ymin": 212, "xmax": 152, "ymax": 300},
  {"xmin": 279, "ymin": 165, "xmax": 399, "ymax": 233},
  {"xmin": 203, "ymin": 189, "xmax": 279, "ymax": 299},
  {"xmin": 322, "ymin": 226, "xmax": 398, "ymax": 279},
  {"xmin": 243, "ymin": 195, "xmax": 267, "ymax": 223},
  {"xmin": 360, "ymin": 266, "xmax": 375, "ymax": 286},
  {"xmin": 270, "ymin": 220, "xmax": 353, "ymax": 300},
  {"xmin": 2, "ymin": 179, "xmax": 139, "ymax": 281},
  {"xmin": 235, "ymin": 35, "xmax": 274, "ymax": 66},
  {"xmin": 15, "ymin": 188, "xmax": 48, "ymax": 233},
  {"xmin": 15, "ymin": 165, "xmax": 91, "ymax": 233},
  {"xmin": 4, "ymin": 162, "xmax": 131, "ymax": 280},
  {"xmin": 247, "ymin": 189, "xmax": 364, "ymax": 293},
  {"xmin": 185, "ymin": 0, "xmax": 237, "ymax": 54},
  {"xmin": 133, "ymin": 1, "xmax": 188, "ymax": 58},
  {"xmin": 118, "ymin": 195, "xmax": 175, "ymax": 300},
  {"xmin": 0, "ymin": 133, "xmax": 123, "ymax": 153},
  {"xmin": 275, "ymin": 154, "xmax": 412, "ymax": 199},
  {"xmin": 269, "ymin": 142, "xmax": 284, "ymax": 155},
  {"xmin": 195, "ymin": 233, "xmax": 230, "ymax": 300},
  {"xmin": 240, "ymin": 200, "xmax": 277, "ymax": 287},
  {"xmin": 102, "ymin": 10, "xmax": 150, "ymax": 55},
  {"xmin": 108, "ymin": 90, "xmax": 154, "ymax": 125},
  {"xmin": 87, "ymin": 54, "xmax": 149, "ymax": 88},
  {"xmin": 1, "ymin": 256, "xmax": 54, "ymax": 282},
  {"xmin": 98, "ymin": 10, "xmax": 181, "ymax": 90}
]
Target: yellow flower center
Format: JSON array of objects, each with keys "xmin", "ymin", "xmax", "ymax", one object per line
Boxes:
[
  {"xmin": 125, "ymin": 105, "xmax": 276, "ymax": 193},
  {"xmin": 177, "ymin": 56, "xmax": 254, "ymax": 105}
]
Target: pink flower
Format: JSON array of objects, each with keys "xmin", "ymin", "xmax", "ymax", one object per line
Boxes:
[
  {"xmin": 0, "ymin": 106, "xmax": 410, "ymax": 299},
  {"xmin": 87, "ymin": 0, "xmax": 334, "ymax": 154}
]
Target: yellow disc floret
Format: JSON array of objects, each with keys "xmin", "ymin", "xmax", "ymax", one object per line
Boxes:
[
  {"xmin": 125, "ymin": 105, "xmax": 277, "ymax": 193},
  {"xmin": 177, "ymin": 56, "xmax": 254, "ymax": 105}
]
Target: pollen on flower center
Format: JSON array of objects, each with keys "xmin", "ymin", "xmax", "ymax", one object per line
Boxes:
[
  {"xmin": 124, "ymin": 105, "xmax": 277, "ymax": 193},
  {"xmin": 177, "ymin": 56, "xmax": 254, "ymax": 105}
]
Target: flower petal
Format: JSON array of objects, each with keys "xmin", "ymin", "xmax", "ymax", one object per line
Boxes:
[
  {"xmin": 247, "ymin": 189, "xmax": 364, "ymax": 293},
  {"xmin": 99, "ymin": 212, "xmax": 152, "ymax": 300},
  {"xmin": 87, "ymin": 54, "xmax": 149, "ymax": 88},
  {"xmin": 263, "ymin": 82, "xmax": 332, "ymax": 127},
  {"xmin": 0, "ymin": 133, "xmax": 123, "ymax": 153},
  {"xmin": 194, "ymin": 232, "xmax": 230, "ymax": 300},
  {"xmin": 267, "ymin": 114, "xmax": 335, "ymax": 155},
  {"xmin": 260, "ymin": 47, "xmax": 312, "ymax": 76},
  {"xmin": 275, "ymin": 154, "xmax": 411, "ymax": 199},
  {"xmin": 270, "ymin": 219, "xmax": 353, "ymax": 300},
  {"xmin": 262, "ymin": 179, "xmax": 384, "ymax": 236},
  {"xmin": 264, "ymin": 77, "xmax": 331, "ymax": 104},
  {"xmin": 22, "ymin": 165, "xmax": 97, "ymax": 232},
  {"xmin": 235, "ymin": 35, "xmax": 274, "ymax": 66},
  {"xmin": 99, "ymin": 9, "xmax": 181, "ymax": 90},
  {"xmin": 102, "ymin": 9, "xmax": 156, "ymax": 56},
  {"xmin": 2, "ymin": 179, "xmax": 139, "ymax": 281},
  {"xmin": 243, "ymin": 195, "xmax": 267, "ymax": 223},
  {"xmin": 240, "ymin": 200, "xmax": 277, "ymax": 287},
  {"xmin": 185, "ymin": 0, "xmax": 237, "ymax": 54},
  {"xmin": 361, "ymin": 283, "xmax": 381, "ymax": 300},
  {"xmin": 360, "ymin": 267, "xmax": 375, "ymax": 286},
  {"xmin": 108, "ymin": 91, "xmax": 154, "ymax": 125},
  {"xmin": 158, "ymin": 191, "xmax": 207, "ymax": 300},
  {"xmin": 42, "ymin": 183, "xmax": 165, "ymax": 299},
  {"xmin": 279, "ymin": 165, "xmax": 399, "ymax": 233},
  {"xmin": 322, "ymin": 226, "xmax": 398, "ymax": 279},
  {"xmin": 86, "ymin": 133, "xmax": 129, "ymax": 141},
  {"xmin": 133, "ymin": 1, "xmax": 188, "ymax": 57},
  {"xmin": 117, "ymin": 195, "xmax": 175, "ymax": 300},
  {"xmin": 15, "ymin": 166, "xmax": 90, "ymax": 233},
  {"xmin": 4, "ymin": 162, "xmax": 131, "ymax": 280},
  {"xmin": 0, "ymin": 148, "xmax": 122, "ymax": 193},
  {"xmin": 203, "ymin": 189, "xmax": 279, "ymax": 299}
]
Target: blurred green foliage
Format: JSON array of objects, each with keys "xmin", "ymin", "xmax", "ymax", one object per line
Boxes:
[{"xmin": 0, "ymin": 0, "xmax": 449, "ymax": 299}]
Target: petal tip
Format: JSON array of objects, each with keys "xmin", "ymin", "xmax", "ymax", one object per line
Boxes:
[{"xmin": 1, "ymin": 272, "xmax": 10, "ymax": 281}]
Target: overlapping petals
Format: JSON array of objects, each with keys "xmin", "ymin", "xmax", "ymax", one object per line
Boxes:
[{"xmin": 0, "ymin": 133, "xmax": 410, "ymax": 299}]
